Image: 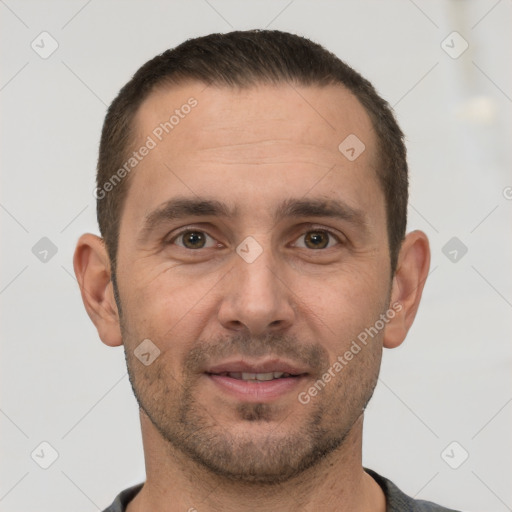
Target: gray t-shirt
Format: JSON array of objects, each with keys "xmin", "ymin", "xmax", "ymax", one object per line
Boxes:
[{"xmin": 102, "ymin": 469, "xmax": 461, "ymax": 511}]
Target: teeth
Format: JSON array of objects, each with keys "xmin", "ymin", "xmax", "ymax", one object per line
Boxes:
[{"xmin": 225, "ymin": 371, "xmax": 290, "ymax": 381}]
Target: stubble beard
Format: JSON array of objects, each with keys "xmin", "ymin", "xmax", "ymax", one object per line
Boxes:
[{"xmin": 123, "ymin": 329, "xmax": 381, "ymax": 485}]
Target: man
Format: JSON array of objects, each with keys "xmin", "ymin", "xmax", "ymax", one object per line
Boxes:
[{"xmin": 74, "ymin": 30, "xmax": 459, "ymax": 511}]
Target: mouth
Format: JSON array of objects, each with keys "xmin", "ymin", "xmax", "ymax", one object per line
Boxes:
[
  {"xmin": 210, "ymin": 371, "xmax": 298, "ymax": 381},
  {"xmin": 205, "ymin": 360, "xmax": 309, "ymax": 402}
]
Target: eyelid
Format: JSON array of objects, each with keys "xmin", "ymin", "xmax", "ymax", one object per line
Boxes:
[{"xmin": 301, "ymin": 223, "xmax": 344, "ymax": 238}]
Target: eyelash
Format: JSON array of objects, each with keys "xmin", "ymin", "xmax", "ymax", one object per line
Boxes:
[{"xmin": 168, "ymin": 226, "xmax": 343, "ymax": 250}]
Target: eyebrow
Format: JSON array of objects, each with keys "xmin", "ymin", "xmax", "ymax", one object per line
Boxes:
[{"xmin": 138, "ymin": 195, "xmax": 369, "ymax": 241}]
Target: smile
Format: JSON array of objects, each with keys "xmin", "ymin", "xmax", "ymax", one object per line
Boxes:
[
  {"xmin": 204, "ymin": 359, "xmax": 309, "ymax": 402},
  {"xmin": 213, "ymin": 371, "xmax": 295, "ymax": 381}
]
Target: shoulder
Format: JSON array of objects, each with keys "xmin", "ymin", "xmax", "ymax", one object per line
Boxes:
[
  {"xmin": 101, "ymin": 483, "xmax": 143, "ymax": 512},
  {"xmin": 101, "ymin": 474, "xmax": 462, "ymax": 512},
  {"xmin": 365, "ymin": 468, "xmax": 463, "ymax": 512}
]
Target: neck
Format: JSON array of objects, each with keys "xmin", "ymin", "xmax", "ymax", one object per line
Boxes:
[{"xmin": 127, "ymin": 412, "xmax": 385, "ymax": 512}]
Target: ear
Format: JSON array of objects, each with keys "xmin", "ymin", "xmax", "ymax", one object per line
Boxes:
[
  {"xmin": 73, "ymin": 233, "xmax": 123, "ymax": 347},
  {"xmin": 383, "ymin": 230, "xmax": 431, "ymax": 349}
]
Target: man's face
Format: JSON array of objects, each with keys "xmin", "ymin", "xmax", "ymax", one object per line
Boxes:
[{"xmin": 115, "ymin": 82, "xmax": 392, "ymax": 482}]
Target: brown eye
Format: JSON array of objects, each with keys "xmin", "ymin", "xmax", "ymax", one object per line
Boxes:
[
  {"xmin": 295, "ymin": 230, "xmax": 339, "ymax": 250},
  {"xmin": 173, "ymin": 231, "xmax": 216, "ymax": 249}
]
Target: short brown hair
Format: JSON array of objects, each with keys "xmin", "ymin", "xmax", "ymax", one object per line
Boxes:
[{"xmin": 97, "ymin": 29, "xmax": 408, "ymax": 276}]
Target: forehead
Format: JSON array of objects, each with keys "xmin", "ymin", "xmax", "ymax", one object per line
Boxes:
[
  {"xmin": 134, "ymin": 81, "xmax": 377, "ymax": 161},
  {"xmin": 122, "ymin": 81, "xmax": 383, "ymax": 235}
]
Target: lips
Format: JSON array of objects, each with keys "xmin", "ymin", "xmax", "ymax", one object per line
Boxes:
[
  {"xmin": 205, "ymin": 359, "xmax": 309, "ymax": 401},
  {"xmin": 215, "ymin": 371, "xmax": 293, "ymax": 381},
  {"xmin": 206, "ymin": 360, "xmax": 308, "ymax": 380}
]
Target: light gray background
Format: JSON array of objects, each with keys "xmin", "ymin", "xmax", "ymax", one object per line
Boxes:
[{"xmin": 1, "ymin": 1, "xmax": 511, "ymax": 511}]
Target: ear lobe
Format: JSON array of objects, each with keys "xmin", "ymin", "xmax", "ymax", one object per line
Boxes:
[
  {"xmin": 73, "ymin": 233, "xmax": 123, "ymax": 347},
  {"xmin": 383, "ymin": 230, "xmax": 431, "ymax": 349}
]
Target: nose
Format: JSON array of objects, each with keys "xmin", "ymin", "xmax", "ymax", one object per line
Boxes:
[{"xmin": 217, "ymin": 244, "xmax": 296, "ymax": 337}]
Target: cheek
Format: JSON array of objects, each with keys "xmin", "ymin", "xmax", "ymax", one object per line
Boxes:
[
  {"xmin": 294, "ymin": 265, "xmax": 389, "ymax": 350},
  {"xmin": 119, "ymin": 264, "xmax": 221, "ymax": 351}
]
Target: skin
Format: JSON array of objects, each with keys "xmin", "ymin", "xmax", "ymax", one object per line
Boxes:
[{"xmin": 74, "ymin": 82, "xmax": 430, "ymax": 512}]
